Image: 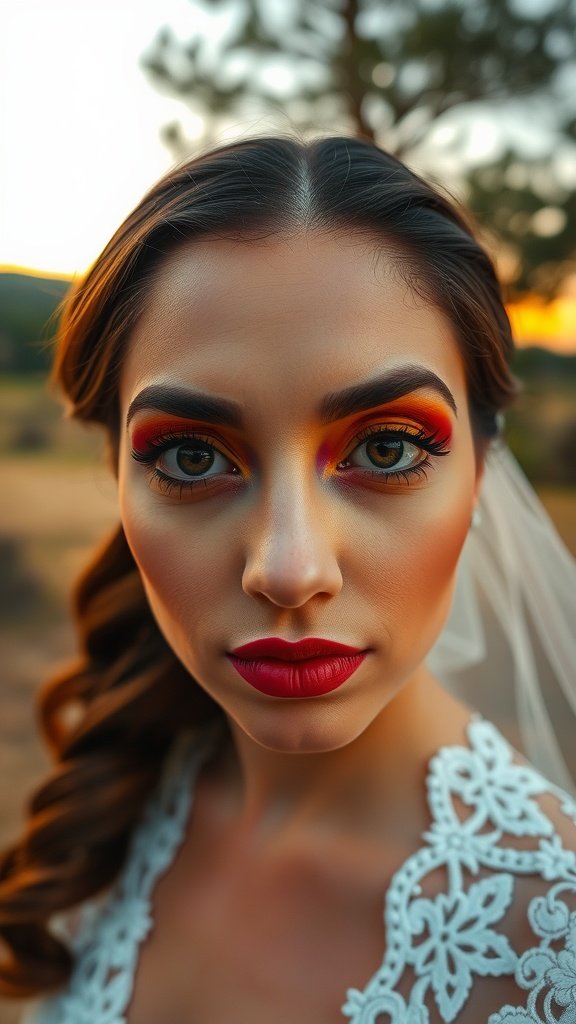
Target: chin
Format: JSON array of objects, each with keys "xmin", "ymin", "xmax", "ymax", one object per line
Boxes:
[{"xmin": 225, "ymin": 696, "xmax": 382, "ymax": 755}]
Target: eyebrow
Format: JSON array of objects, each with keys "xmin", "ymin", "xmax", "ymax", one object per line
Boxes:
[
  {"xmin": 126, "ymin": 364, "xmax": 457, "ymax": 430},
  {"xmin": 126, "ymin": 385, "xmax": 244, "ymax": 429},
  {"xmin": 319, "ymin": 364, "xmax": 457, "ymax": 423}
]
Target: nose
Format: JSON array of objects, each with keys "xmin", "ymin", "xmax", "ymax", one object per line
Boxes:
[{"xmin": 241, "ymin": 471, "xmax": 343, "ymax": 608}]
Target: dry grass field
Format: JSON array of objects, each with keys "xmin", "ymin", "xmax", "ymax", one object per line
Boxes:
[
  {"xmin": 0, "ymin": 378, "xmax": 575, "ymax": 1023},
  {"xmin": 0, "ymin": 450, "xmax": 119, "ymax": 1024},
  {"xmin": 0, "ymin": 459, "xmax": 119, "ymax": 829}
]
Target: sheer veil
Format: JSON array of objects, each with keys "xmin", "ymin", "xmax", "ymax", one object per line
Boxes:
[{"xmin": 427, "ymin": 433, "xmax": 576, "ymax": 794}]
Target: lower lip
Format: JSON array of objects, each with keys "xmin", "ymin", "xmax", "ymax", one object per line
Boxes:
[{"xmin": 226, "ymin": 653, "xmax": 367, "ymax": 698}]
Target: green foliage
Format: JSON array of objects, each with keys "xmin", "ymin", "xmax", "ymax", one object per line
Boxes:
[
  {"xmin": 0, "ymin": 536, "xmax": 45, "ymax": 618},
  {"xmin": 466, "ymin": 151, "xmax": 576, "ymax": 296},
  {"xmin": 507, "ymin": 348, "xmax": 576, "ymax": 486},
  {"xmin": 0, "ymin": 273, "xmax": 70, "ymax": 375},
  {"xmin": 142, "ymin": 0, "xmax": 576, "ymax": 295},
  {"xmin": 512, "ymin": 345, "xmax": 576, "ymax": 382}
]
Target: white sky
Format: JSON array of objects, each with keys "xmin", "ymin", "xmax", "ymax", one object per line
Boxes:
[
  {"xmin": 0, "ymin": 0, "xmax": 204, "ymax": 275},
  {"xmin": 0, "ymin": 0, "xmax": 573, "ymax": 279}
]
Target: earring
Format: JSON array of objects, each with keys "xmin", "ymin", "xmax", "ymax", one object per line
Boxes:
[{"xmin": 471, "ymin": 506, "xmax": 482, "ymax": 529}]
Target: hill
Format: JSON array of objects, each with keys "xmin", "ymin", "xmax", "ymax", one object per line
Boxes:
[{"xmin": 0, "ymin": 272, "xmax": 71, "ymax": 374}]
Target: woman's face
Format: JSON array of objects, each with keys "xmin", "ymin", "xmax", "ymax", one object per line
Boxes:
[{"xmin": 118, "ymin": 231, "xmax": 483, "ymax": 753}]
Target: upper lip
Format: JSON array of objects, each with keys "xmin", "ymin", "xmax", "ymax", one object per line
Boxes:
[{"xmin": 228, "ymin": 638, "xmax": 366, "ymax": 661}]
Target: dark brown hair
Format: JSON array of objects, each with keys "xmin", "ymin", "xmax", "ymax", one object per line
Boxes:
[{"xmin": 0, "ymin": 134, "xmax": 518, "ymax": 998}]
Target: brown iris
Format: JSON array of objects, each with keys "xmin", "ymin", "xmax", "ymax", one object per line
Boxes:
[
  {"xmin": 176, "ymin": 444, "xmax": 214, "ymax": 476},
  {"xmin": 366, "ymin": 437, "xmax": 404, "ymax": 469}
]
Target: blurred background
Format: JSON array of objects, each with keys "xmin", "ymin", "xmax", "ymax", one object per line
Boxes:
[{"xmin": 0, "ymin": 1, "xmax": 575, "ymax": 1016}]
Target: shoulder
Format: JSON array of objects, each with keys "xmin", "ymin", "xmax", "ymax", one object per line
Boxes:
[
  {"xmin": 431, "ymin": 714, "xmax": 576, "ymax": 845},
  {"xmin": 427, "ymin": 716, "xmax": 576, "ymax": 1020},
  {"xmin": 347, "ymin": 717, "xmax": 576, "ymax": 1022},
  {"xmin": 424, "ymin": 715, "xmax": 576, "ymax": 927}
]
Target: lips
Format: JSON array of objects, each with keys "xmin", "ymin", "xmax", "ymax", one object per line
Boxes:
[
  {"xmin": 230, "ymin": 637, "xmax": 364, "ymax": 660},
  {"xmin": 226, "ymin": 637, "xmax": 368, "ymax": 698}
]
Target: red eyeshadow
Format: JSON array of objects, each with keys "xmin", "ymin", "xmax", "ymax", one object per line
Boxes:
[
  {"xmin": 131, "ymin": 417, "xmax": 217, "ymax": 453},
  {"xmin": 316, "ymin": 398, "xmax": 453, "ymax": 473},
  {"xmin": 130, "ymin": 416, "xmax": 254, "ymax": 475},
  {"xmin": 354, "ymin": 398, "xmax": 454, "ymax": 438}
]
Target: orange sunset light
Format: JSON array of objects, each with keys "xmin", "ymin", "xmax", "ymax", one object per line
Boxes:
[
  {"xmin": 507, "ymin": 296, "xmax": 576, "ymax": 354},
  {"xmin": 0, "ymin": 264, "xmax": 77, "ymax": 284}
]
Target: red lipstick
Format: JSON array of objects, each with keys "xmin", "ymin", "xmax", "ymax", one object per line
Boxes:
[{"xmin": 226, "ymin": 638, "xmax": 368, "ymax": 698}]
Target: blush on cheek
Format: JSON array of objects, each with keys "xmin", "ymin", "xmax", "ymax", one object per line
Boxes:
[
  {"xmin": 136, "ymin": 562, "xmax": 204, "ymax": 671},
  {"xmin": 122, "ymin": 512, "xmax": 226, "ymax": 669},
  {"xmin": 121, "ymin": 514, "xmax": 185, "ymax": 617},
  {"xmin": 362, "ymin": 499, "xmax": 471, "ymax": 675},
  {"xmin": 403, "ymin": 507, "xmax": 471, "ymax": 630}
]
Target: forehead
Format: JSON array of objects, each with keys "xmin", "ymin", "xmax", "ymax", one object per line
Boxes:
[{"xmin": 120, "ymin": 231, "xmax": 467, "ymax": 413}]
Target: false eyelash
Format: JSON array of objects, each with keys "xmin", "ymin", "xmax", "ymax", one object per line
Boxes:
[
  {"xmin": 146, "ymin": 467, "xmax": 216, "ymax": 497},
  {"xmin": 130, "ymin": 430, "xmax": 218, "ymax": 464},
  {"xmin": 336, "ymin": 423, "xmax": 450, "ymax": 487},
  {"xmin": 358, "ymin": 456, "xmax": 434, "ymax": 486},
  {"xmin": 352, "ymin": 422, "xmax": 451, "ymax": 457},
  {"xmin": 130, "ymin": 423, "xmax": 451, "ymax": 496},
  {"xmin": 131, "ymin": 430, "xmax": 240, "ymax": 495}
]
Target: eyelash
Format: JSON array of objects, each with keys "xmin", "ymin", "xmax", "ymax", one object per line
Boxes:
[
  {"xmin": 131, "ymin": 430, "xmax": 240, "ymax": 497},
  {"xmin": 130, "ymin": 424, "xmax": 451, "ymax": 495},
  {"xmin": 338, "ymin": 423, "xmax": 451, "ymax": 486}
]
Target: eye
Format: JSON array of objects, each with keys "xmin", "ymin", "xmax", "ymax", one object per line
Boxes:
[
  {"xmin": 156, "ymin": 439, "xmax": 236, "ymax": 481},
  {"xmin": 130, "ymin": 430, "xmax": 242, "ymax": 492},
  {"xmin": 334, "ymin": 423, "xmax": 451, "ymax": 485},
  {"xmin": 340, "ymin": 432, "xmax": 425, "ymax": 474}
]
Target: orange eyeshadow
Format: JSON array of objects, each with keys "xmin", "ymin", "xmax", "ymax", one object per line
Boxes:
[
  {"xmin": 130, "ymin": 417, "xmax": 209, "ymax": 451},
  {"xmin": 131, "ymin": 416, "xmax": 238, "ymax": 449},
  {"xmin": 316, "ymin": 399, "xmax": 453, "ymax": 473},
  {"xmin": 130, "ymin": 417, "xmax": 253, "ymax": 472}
]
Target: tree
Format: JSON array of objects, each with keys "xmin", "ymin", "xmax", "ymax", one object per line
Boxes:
[
  {"xmin": 142, "ymin": 0, "xmax": 576, "ymax": 296},
  {"xmin": 466, "ymin": 149, "xmax": 576, "ymax": 295}
]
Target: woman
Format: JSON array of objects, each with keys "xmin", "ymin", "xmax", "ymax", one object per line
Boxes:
[{"xmin": 1, "ymin": 135, "xmax": 575, "ymax": 1023}]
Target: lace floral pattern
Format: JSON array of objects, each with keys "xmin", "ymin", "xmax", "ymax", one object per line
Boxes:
[
  {"xmin": 342, "ymin": 718, "xmax": 576, "ymax": 1023},
  {"xmin": 24, "ymin": 730, "xmax": 214, "ymax": 1024},
  {"xmin": 25, "ymin": 718, "xmax": 576, "ymax": 1024}
]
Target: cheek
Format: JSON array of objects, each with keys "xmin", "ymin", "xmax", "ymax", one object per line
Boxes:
[
  {"xmin": 353, "ymin": 488, "xmax": 471, "ymax": 642},
  {"xmin": 119, "ymin": 491, "xmax": 233, "ymax": 649}
]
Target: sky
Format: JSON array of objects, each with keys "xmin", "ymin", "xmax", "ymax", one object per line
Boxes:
[
  {"xmin": 0, "ymin": 0, "xmax": 575, "ymax": 351},
  {"xmin": 0, "ymin": 0, "xmax": 202, "ymax": 275}
]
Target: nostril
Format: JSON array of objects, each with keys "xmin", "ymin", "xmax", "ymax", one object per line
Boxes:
[{"xmin": 241, "ymin": 547, "xmax": 343, "ymax": 608}]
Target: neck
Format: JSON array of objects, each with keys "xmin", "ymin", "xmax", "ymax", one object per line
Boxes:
[{"xmin": 212, "ymin": 669, "xmax": 471, "ymax": 843}]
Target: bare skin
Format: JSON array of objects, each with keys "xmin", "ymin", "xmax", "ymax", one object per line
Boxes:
[
  {"xmin": 116, "ymin": 230, "xmax": 487, "ymax": 1020},
  {"xmin": 126, "ymin": 681, "xmax": 476, "ymax": 1024}
]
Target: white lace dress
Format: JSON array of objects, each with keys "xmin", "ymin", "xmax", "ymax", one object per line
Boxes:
[{"xmin": 23, "ymin": 717, "xmax": 576, "ymax": 1023}]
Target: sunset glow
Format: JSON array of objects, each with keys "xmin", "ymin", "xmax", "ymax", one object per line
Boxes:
[
  {"xmin": 2, "ymin": 2, "xmax": 573, "ymax": 358},
  {"xmin": 508, "ymin": 297, "xmax": 576, "ymax": 354}
]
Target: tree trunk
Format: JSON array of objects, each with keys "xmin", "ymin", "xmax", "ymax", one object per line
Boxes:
[{"xmin": 341, "ymin": 0, "xmax": 374, "ymax": 141}]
